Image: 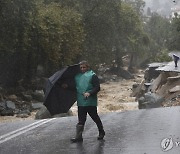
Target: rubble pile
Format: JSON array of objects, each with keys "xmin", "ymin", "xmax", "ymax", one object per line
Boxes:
[
  {"xmin": 0, "ymin": 89, "xmax": 45, "ymax": 118},
  {"xmin": 131, "ymin": 62, "xmax": 180, "ymax": 109}
]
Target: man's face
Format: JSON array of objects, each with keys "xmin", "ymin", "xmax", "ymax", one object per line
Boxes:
[{"xmin": 80, "ymin": 64, "xmax": 88, "ymax": 73}]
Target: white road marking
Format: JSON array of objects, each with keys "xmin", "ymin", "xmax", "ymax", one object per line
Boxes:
[
  {"xmin": 0, "ymin": 118, "xmax": 56, "ymax": 144},
  {"xmin": 0, "ymin": 119, "xmax": 47, "ymax": 140}
]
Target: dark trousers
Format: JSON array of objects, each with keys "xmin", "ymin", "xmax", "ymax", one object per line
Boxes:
[{"xmin": 78, "ymin": 106, "xmax": 104, "ymax": 131}]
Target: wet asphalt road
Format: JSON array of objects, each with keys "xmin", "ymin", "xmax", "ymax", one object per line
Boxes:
[{"xmin": 0, "ymin": 106, "xmax": 180, "ymax": 154}]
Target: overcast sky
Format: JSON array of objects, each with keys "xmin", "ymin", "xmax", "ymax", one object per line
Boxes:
[
  {"xmin": 143, "ymin": 0, "xmax": 180, "ymax": 16},
  {"xmin": 144, "ymin": 0, "xmax": 180, "ymax": 8}
]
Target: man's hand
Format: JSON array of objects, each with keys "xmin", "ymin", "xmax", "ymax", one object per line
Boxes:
[{"xmin": 83, "ymin": 92, "xmax": 90, "ymax": 98}]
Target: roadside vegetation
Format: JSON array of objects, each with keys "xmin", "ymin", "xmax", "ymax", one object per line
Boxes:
[{"xmin": 0, "ymin": 0, "xmax": 179, "ymax": 89}]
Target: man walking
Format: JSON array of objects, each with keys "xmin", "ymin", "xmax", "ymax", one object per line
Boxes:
[{"xmin": 71, "ymin": 60, "xmax": 105, "ymax": 142}]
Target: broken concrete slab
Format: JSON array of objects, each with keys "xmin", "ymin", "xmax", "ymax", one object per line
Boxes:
[
  {"xmin": 148, "ymin": 62, "xmax": 168, "ymax": 68},
  {"xmin": 167, "ymin": 75, "xmax": 180, "ymax": 81},
  {"xmin": 132, "ymin": 57, "xmax": 180, "ymax": 109},
  {"xmin": 156, "ymin": 61, "xmax": 180, "ymax": 72},
  {"xmin": 169, "ymin": 86, "xmax": 180, "ymax": 93}
]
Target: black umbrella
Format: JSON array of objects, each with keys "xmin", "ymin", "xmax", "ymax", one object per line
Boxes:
[{"xmin": 44, "ymin": 64, "xmax": 80, "ymax": 115}]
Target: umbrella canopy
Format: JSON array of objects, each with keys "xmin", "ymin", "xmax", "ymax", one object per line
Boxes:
[{"xmin": 44, "ymin": 64, "xmax": 80, "ymax": 115}]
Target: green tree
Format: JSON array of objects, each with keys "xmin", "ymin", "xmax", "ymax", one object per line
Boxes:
[
  {"xmin": 0, "ymin": 0, "xmax": 84, "ymax": 87},
  {"xmin": 0, "ymin": 0, "xmax": 35, "ymax": 87},
  {"xmin": 144, "ymin": 13, "xmax": 171, "ymax": 59},
  {"xmin": 120, "ymin": 2, "xmax": 149, "ymax": 70},
  {"xmin": 77, "ymin": 0, "xmax": 147, "ymax": 70},
  {"xmin": 35, "ymin": 2, "xmax": 84, "ymax": 72},
  {"xmin": 168, "ymin": 14, "xmax": 180, "ymax": 51},
  {"xmin": 81, "ymin": 0, "xmax": 121, "ymax": 66},
  {"xmin": 40, "ymin": 0, "xmax": 147, "ymax": 71},
  {"xmin": 123, "ymin": 0, "xmax": 145, "ymax": 17}
]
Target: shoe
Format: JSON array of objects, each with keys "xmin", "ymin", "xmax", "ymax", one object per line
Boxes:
[
  {"xmin": 71, "ymin": 124, "xmax": 84, "ymax": 143},
  {"xmin": 97, "ymin": 130, "xmax": 105, "ymax": 140},
  {"xmin": 71, "ymin": 137, "xmax": 83, "ymax": 142}
]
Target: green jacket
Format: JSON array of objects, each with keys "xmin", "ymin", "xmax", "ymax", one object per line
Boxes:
[{"xmin": 75, "ymin": 70, "xmax": 98, "ymax": 106}]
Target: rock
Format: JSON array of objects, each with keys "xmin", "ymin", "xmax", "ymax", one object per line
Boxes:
[
  {"xmin": 31, "ymin": 103, "xmax": 44, "ymax": 110},
  {"xmin": 1, "ymin": 109, "xmax": 14, "ymax": 116},
  {"xmin": 35, "ymin": 105, "xmax": 52, "ymax": 119},
  {"xmin": 20, "ymin": 91, "xmax": 33, "ymax": 101},
  {"xmin": 22, "ymin": 94, "xmax": 33, "ymax": 101},
  {"xmin": 118, "ymin": 68, "xmax": 134, "ymax": 79},
  {"xmin": 53, "ymin": 110, "xmax": 73, "ymax": 118},
  {"xmin": 14, "ymin": 108, "xmax": 20, "ymax": 114},
  {"xmin": 142, "ymin": 92, "xmax": 164, "ymax": 109},
  {"xmin": 15, "ymin": 109, "xmax": 31, "ymax": 118},
  {"xmin": 6, "ymin": 101, "xmax": 16, "ymax": 110},
  {"xmin": 98, "ymin": 75, "xmax": 105, "ymax": 83},
  {"xmin": 132, "ymin": 84, "xmax": 140, "ymax": 89},
  {"xmin": 8, "ymin": 95, "xmax": 18, "ymax": 101},
  {"xmin": 35, "ymin": 105, "xmax": 73, "ymax": 119},
  {"xmin": 0, "ymin": 101, "xmax": 6, "ymax": 111},
  {"xmin": 32, "ymin": 90, "xmax": 44, "ymax": 102},
  {"xmin": 131, "ymin": 80, "xmax": 146, "ymax": 100},
  {"xmin": 138, "ymin": 97, "xmax": 146, "ymax": 109},
  {"xmin": 18, "ymin": 109, "xmax": 31, "ymax": 115}
]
